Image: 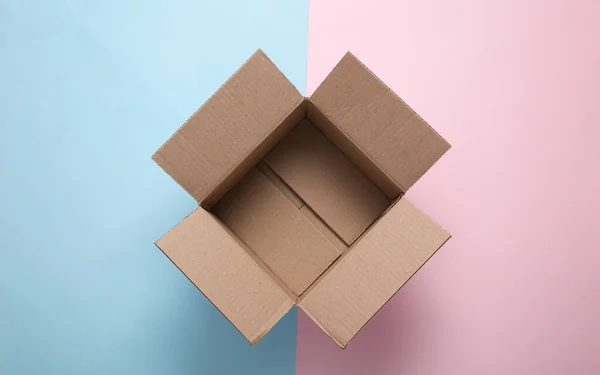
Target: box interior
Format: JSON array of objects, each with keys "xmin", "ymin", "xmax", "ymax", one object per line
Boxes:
[
  {"xmin": 154, "ymin": 50, "xmax": 452, "ymax": 347},
  {"xmin": 211, "ymin": 101, "xmax": 399, "ymax": 297}
]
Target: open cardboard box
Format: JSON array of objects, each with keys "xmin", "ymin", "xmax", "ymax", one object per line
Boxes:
[{"xmin": 153, "ymin": 50, "xmax": 451, "ymax": 348}]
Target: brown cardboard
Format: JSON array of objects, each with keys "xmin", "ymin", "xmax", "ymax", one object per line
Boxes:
[
  {"xmin": 300, "ymin": 205, "xmax": 348, "ymax": 253},
  {"xmin": 256, "ymin": 161, "xmax": 347, "ymax": 252},
  {"xmin": 305, "ymin": 101, "xmax": 400, "ymax": 199},
  {"xmin": 256, "ymin": 161, "xmax": 304, "ymax": 209},
  {"xmin": 299, "ymin": 198, "xmax": 450, "ymax": 347},
  {"xmin": 152, "ymin": 49, "xmax": 304, "ymax": 208},
  {"xmin": 265, "ymin": 118, "xmax": 389, "ymax": 244},
  {"xmin": 153, "ymin": 49, "xmax": 451, "ymax": 348},
  {"xmin": 213, "ymin": 167, "xmax": 342, "ymax": 296},
  {"xmin": 156, "ymin": 208, "xmax": 294, "ymax": 344},
  {"xmin": 311, "ymin": 52, "xmax": 451, "ymax": 193}
]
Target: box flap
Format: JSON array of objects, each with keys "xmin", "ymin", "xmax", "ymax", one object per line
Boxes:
[
  {"xmin": 156, "ymin": 208, "xmax": 295, "ymax": 345},
  {"xmin": 265, "ymin": 119, "xmax": 389, "ymax": 244},
  {"xmin": 310, "ymin": 52, "xmax": 450, "ymax": 192},
  {"xmin": 153, "ymin": 49, "xmax": 304, "ymax": 206},
  {"xmin": 298, "ymin": 198, "xmax": 450, "ymax": 348}
]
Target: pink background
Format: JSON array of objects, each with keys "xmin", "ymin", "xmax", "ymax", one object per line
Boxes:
[{"xmin": 298, "ymin": 0, "xmax": 600, "ymax": 374}]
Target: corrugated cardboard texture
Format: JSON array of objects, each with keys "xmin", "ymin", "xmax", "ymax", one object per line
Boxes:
[
  {"xmin": 156, "ymin": 208, "xmax": 294, "ymax": 344},
  {"xmin": 310, "ymin": 52, "xmax": 450, "ymax": 192},
  {"xmin": 153, "ymin": 49, "xmax": 452, "ymax": 347},
  {"xmin": 202, "ymin": 101, "xmax": 306, "ymax": 208},
  {"xmin": 258, "ymin": 161, "xmax": 347, "ymax": 252},
  {"xmin": 265, "ymin": 119, "xmax": 389, "ymax": 244},
  {"xmin": 213, "ymin": 168, "xmax": 342, "ymax": 296},
  {"xmin": 153, "ymin": 49, "xmax": 303, "ymax": 205},
  {"xmin": 307, "ymin": 102, "xmax": 400, "ymax": 199},
  {"xmin": 299, "ymin": 198, "xmax": 450, "ymax": 347},
  {"xmin": 300, "ymin": 205, "xmax": 348, "ymax": 253},
  {"xmin": 256, "ymin": 161, "xmax": 304, "ymax": 209}
]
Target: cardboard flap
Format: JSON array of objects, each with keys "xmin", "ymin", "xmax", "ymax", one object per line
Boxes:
[
  {"xmin": 153, "ymin": 49, "xmax": 304, "ymax": 205},
  {"xmin": 310, "ymin": 52, "xmax": 450, "ymax": 192},
  {"xmin": 156, "ymin": 208, "xmax": 295, "ymax": 345},
  {"xmin": 299, "ymin": 198, "xmax": 450, "ymax": 348}
]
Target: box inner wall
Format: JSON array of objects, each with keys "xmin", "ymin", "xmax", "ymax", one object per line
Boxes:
[{"xmin": 212, "ymin": 118, "xmax": 391, "ymax": 296}]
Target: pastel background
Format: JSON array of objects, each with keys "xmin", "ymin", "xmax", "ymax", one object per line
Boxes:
[
  {"xmin": 1, "ymin": 1, "xmax": 599, "ymax": 375},
  {"xmin": 0, "ymin": 1, "xmax": 306, "ymax": 374}
]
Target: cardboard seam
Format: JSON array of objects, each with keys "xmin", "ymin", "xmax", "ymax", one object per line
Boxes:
[
  {"xmin": 244, "ymin": 167, "xmax": 342, "ymax": 297},
  {"xmin": 256, "ymin": 161, "xmax": 305, "ymax": 209},
  {"xmin": 259, "ymin": 156, "xmax": 351, "ymax": 254},
  {"xmin": 297, "ymin": 196, "xmax": 404, "ymax": 303},
  {"xmin": 210, "ymin": 204, "xmax": 299, "ymax": 302},
  {"xmin": 201, "ymin": 98, "xmax": 305, "ymax": 208},
  {"xmin": 291, "ymin": 115, "xmax": 392, "ymax": 243},
  {"xmin": 258, "ymin": 160, "xmax": 349, "ymax": 252},
  {"xmin": 299, "ymin": 205, "xmax": 348, "ymax": 253},
  {"xmin": 299, "ymin": 200, "xmax": 451, "ymax": 347},
  {"xmin": 156, "ymin": 208, "xmax": 297, "ymax": 303},
  {"xmin": 345, "ymin": 194, "xmax": 403, "ymax": 248},
  {"xmin": 307, "ymin": 100, "xmax": 404, "ymax": 196}
]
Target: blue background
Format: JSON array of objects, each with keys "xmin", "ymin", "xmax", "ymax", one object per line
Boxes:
[{"xmin": 0, "ymin": 1, "xmax": 307, "ymax": 374}]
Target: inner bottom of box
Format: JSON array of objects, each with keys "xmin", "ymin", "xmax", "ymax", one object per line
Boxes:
[{"xmin": 211, "ymin": 119, "xmax": 392, "ymax": 297}]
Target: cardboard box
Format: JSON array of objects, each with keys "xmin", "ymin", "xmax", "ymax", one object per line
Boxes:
[{"xmin": 153, "ymin": 50, "xmax": 451, "ymax": 348}]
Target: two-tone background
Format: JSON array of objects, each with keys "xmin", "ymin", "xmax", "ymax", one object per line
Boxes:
[{"xmin": 1, "ymin": 1, "xmax": 599, "ymax": 374}]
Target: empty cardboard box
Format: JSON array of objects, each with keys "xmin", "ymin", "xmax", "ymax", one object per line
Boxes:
[{"xmin": 153, "ymin": 50, "xmax": 451, "ymax": 348}]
